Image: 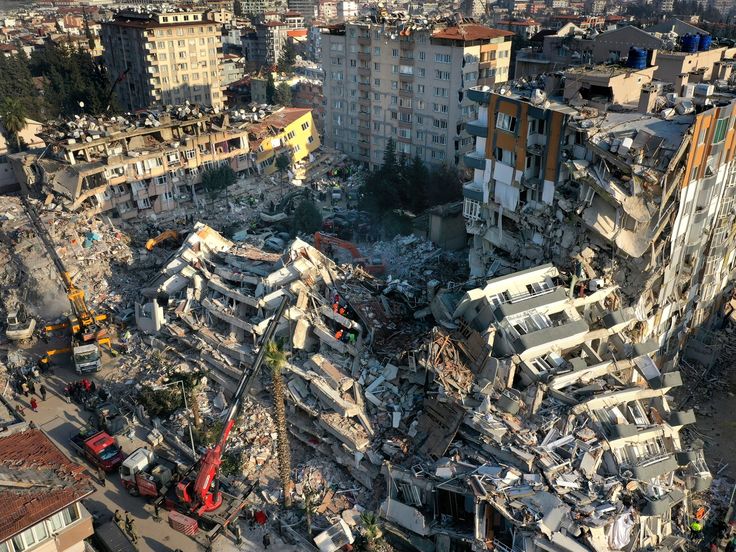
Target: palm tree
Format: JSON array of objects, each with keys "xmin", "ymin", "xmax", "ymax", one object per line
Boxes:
[
  {"xmin": 264, "ymin": 339, "xmax": 292, "ymax": 508},
  {"xmin": 360, "ymin": 512, "xmax": 383, "ymax": 551},
  {"xmin": 0, "ymin": 98, "xmax": 28, "ymax": 151}
]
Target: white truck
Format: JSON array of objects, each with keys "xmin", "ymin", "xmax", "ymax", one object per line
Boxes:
[{"xmin": 73, "ymin": 343, "xmax": 102, "ymax": 374}]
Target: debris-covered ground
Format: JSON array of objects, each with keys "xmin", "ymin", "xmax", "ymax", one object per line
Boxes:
[{"xmin": 1, "ymin": 190, "xmax": 734, "ymax": 552}]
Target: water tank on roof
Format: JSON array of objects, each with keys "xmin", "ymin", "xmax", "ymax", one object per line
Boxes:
[
  {"xmin": 627, "ymin": 47, "xmax": 647, "ymax": 70},
  {"xmin": 698, "ymin": 34, "xmax": 712, "ymax": 51},
  {"xmin": 681, "ymin": 34, "xmax": 700, "ymax": 53}
]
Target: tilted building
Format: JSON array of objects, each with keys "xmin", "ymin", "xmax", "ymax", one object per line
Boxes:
[
  {"xmin": 463, "ymin": 62, "xmax": 736, "ymax": 363},
  {"xmin": 320, "ymin": 12, "xmax": 513, "ymax": 169},
  {"xmin": 9, "ymin": 106, "xmax": 317, "ymax": 222}
]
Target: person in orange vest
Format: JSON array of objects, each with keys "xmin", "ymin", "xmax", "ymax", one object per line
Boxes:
[
  {"xmin": 335, "ymin": 329, "xmax": 344, "ymax": 341},
  {"xmin": 338, "ymin": 306, "xmax": 346, "ymax": 316}
]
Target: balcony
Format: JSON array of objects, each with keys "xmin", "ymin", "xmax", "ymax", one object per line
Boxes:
[
  {"xmin": 399, "ymin": 56, "xmax": 414, "ymax": 65},
  {"xmin": 358, "ymin": 52, "xmax": 370, "ymax": 62},
  {"xmin": 357, "ymin": 36, "xmax": 370, "ymax": 46},
  {"xmin": 467, "ymin": 120, "xmax": 488, "ymax": 138},
  {"xmin": 463, "ymin": 180, "xmax": 483, "ymax": 202},
  {"xmin": 357, "ymin": 67, "xmax": 370, "ymax": 77},
  {"xmin": 464, "ymin": 151, "xmax": 487, "ymax": 171},
  {"xmin": 516, "ymin": 50, "xmax": 552, "ymax": 65},
  {"xmin": 398, "ymin": 88, "xmax": 412, "ymax": 98},
  {"xmin": 467, "ymin": 86, "xmax": 492, "ymax": 105},
  {"xmin": 398, "ymin": 72, "xmax": 414, "ymax": 81}
]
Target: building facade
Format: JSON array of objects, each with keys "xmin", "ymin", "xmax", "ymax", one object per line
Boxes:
[
  {"xmin": 101, "ymin": 9, "xmax": 224, "ymax": 111},
  {"xmin": 463, "ymin": 70, "xmax": 736, "ymax": 363},
  {"xmin": 320, "ymin": 16, "xmax": 512, "ymax": 169},
  {"xmin": 242, "ymin": 15, "xmax": 289, "ymax": 69},
  {"xmin": 0, "ymin": 429, "xmax": 95, "ymax": 552},
  {"xmin": 248, "ymin": 107, "xmax": 321, "ymax": 175}
]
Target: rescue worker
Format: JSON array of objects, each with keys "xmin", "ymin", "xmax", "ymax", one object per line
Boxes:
[
  {"xmin": 113, "ymin": 510, "xmax": 124, "ymax": 531},
  {"xmin": 335, "ymin": 329, "xmax": 344, "ymax": 341},
  {"xmin": 39, "ymin": 384, "xmax": 47, "ymax": 401},
  {"xmin": 125, "ymin": 512, "xmax": 138, "ymax": 544}
]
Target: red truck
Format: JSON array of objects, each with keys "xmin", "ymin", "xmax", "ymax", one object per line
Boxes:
[{"xmin": 70, "ymin": 430, "xmax": 125, "ymax": 472}]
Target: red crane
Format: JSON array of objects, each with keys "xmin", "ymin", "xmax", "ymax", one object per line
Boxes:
[{"xmin": 174, "ymin": 296, "xmax": 289, "ymax": 515}]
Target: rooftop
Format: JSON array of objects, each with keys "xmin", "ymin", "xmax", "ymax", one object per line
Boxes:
[
  {"xmin": 431, "ymin": 24, "xmax": 513, "ymax": 41},
  {"xmin": 0, "ymin": 429, "xmax": 94, "ymax": 542}
]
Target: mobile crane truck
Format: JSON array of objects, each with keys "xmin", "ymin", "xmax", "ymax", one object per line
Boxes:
[
  {"xmin": 21, "ymin": 198, "xmax": 111, "ymax": 373},
  {"xmin": 122, "ymin": 296, "xmax": 289, "ymax": 540}
]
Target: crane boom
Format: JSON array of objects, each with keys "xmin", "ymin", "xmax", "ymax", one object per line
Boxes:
[{"xmin": 177, "ymin": 296, "xmax": 290, "ymax": 514}]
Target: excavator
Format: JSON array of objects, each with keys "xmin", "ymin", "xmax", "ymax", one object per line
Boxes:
[
  {"xmin": 145, "ymin": 229, "xmax": 182, "ymax": 251},
  {"xmin": 150, "ymin": 297, "xmax": 290, "ymax": 535},
  {"xmin": 314, "ymin": 232, "xmax": 386, "ymax": 275},
  {"xmin": 21, "ymin": 198, "xmax": 110, "ymax": 373}
]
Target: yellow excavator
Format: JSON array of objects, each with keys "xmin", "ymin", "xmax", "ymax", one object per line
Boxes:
[
  {"xmin": 21, "ymin": 198, "xmax": 110, "ymax": 373},
  {"xmin": 145, "ymin": 229, "xmax": 181, "ymax": 251}
]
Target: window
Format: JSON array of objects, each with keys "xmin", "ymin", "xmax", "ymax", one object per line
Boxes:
[
  {"xmin": 435, "ymin": 70, "xmax": 450, "ymax": 80},
  {"xmin": 374, "ymin": 46, "xmax": 381, "ymax": 55},
  {"xmin": 350, "ymin": 59, "xmax": 357, "ymax": 67},
  {"xmin": 714, "ymin": 117, "xmax": 728, "ymax": 143},
  {"xmin": 495, "ymin": 147, "xmax": 516, "ymax": 165},
  {"xmin": 417, "ymin": 68, "xmax": 426, "ymax": 78},
  {"xmin": 374, "ymin": 62, "xmax": 380, "ymax": 70},
  {"xmin": 374, "ymin": 78, "xmax": 381, "ymax": 86},
  {"xmin": 496, "ymin": 113, "xmax": 517, "ymax": 132},
  {"xmin": 392, "ymin": 48, "xmax": 399, "ymax": 57},
  {"xmin": 137, "ymin": 197, "xmax": 152, "ymax": 209},
  {"xmin": 286, "ymin": 130, "xmax": 296, "ymax": 140},
  {"xmin": 431, "ymin": 149, "xmax": 445, "ymax": 160},
  {"xmin": 399, "ymin": 65, "xmax": 413, "ymax": 75},
  {"xmin": 391, "ymin": 80, "xmax": 398, "ymax": 90},
  {"xmin": 373, "ymin": 92, "xmax": 380, "ymax": 100},
  {"xmin": 391, "ymin": 95, "xmax": 398, "ymax": 105},
  {"xmin": 417, "ymin": 115, "xmax": 424, "ymax": 125},
  {"xmin": 417, "ymin": 84, "xmax": 425, "ymax": 94},
  {"xmin": 419, "ymin": 51, "xmax": 426, "ymax": 61},
  {"xmin": 417, "ymin": 100, "xmax": 425, "ymax": 109},
  {"xmin": 308, "ymin": 135, "xmax": 315, "ymax": 144},
  {"xmin": 392, "ymin": 65, "xmax": 399, "ymax": 74},
  {"xmin": 301, "ymin": 121, "xmax": 310, "ymax": 131},
  {"xmin": 434, "ymin": 53, "xmax": 451, "ymax": 63},
  {"xmin": 399, "ymin": 97, "xmax": 412, "ymax": 108},
  {"xmin": 433, "ymin": 119, "xmax": 448, "ymax": 129},
  {"xmin": 433, "ymin": 87, "xmax": 448, "ymax": 97},
  {"xmin": 433, "ymin": 103, "xmax": 448, "ymax": 113},
  {"xmin": 398, "ymin": 128, "xmax": 411, "ymax": 139},
  {"xmin": 432, "ymin": 134, "xmax": 446, "ymax": 145}
]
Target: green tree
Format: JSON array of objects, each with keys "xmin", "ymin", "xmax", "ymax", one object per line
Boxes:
[
  {"xmin": 201, "ymin": 164, "xmax": 237, "ymax": 201},
  {"xmin": 0, "ymin": 97, "xmax": 28, "ymax": 151},
  {"xmin": 233, "ymin": 0, "xmax": 244, "ymax": 17},
  {"xmin": 382, "ymin": 137, "xmax": 398, "ymax": 175},
  {"xmin": 264, "ymin": 340, "xmax": 292, "ymax": 508},
  {"xmin": 291, "ymin": 199, "xmax": 322, "ymax": 235},
  {"xmin": 274, "ymin": 82, "xmax": 292, "ymax": 106},
  {"xmin": 359, "ymin": 512, "xmax": 384, "ymax": 551},
  {"xmin": 279, "ymin": 39, "xmax": 297, "ymax": 73},
  {"xmin": 266, "ymin": 73, "xmax": 276, "ymax": 104}
]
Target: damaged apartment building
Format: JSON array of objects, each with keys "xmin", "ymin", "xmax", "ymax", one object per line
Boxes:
[
  {"xmin": 135, "ymin": 223, "xmax": 712, "ymax": 552},
  {"xmin": 463, "ymin": 57, "xmax": 736, "ymax": 363},
  {"xmin": 8, "ymin": 106, "xmax": 319, "ymax": 222},
  {"xmin": 382, "ymin": 264, "xmax": 710, "ymax": 552}
]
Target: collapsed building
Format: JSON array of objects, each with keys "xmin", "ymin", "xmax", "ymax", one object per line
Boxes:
[
  {"xmin": 463, "ymin": 63, "xmax": 736, "ymax": 364},
  {"xmin": 136, "ymin": 225, "xmax": 712, "ymax": 551},
  {"xmin": 8, "ymin": 105, "xmax": 318, "ymax": 222}
]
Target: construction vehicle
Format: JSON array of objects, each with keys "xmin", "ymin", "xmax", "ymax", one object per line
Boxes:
[
  {"xmin": 5, "ymin": 302, "xmax": 36, "ymax": 341},
  {"xmin": 314, "ymin": 232, "xmax": 386, "ymax": 275},
  {"xmin": 145, "ymin": 229, "xmax": 181, "ymax": 251},
  {"xmin": 20, "ymin": 198, "xmax": 110, "ymax": 372},
  {"xmin": 120, "ymin": 447, "xmax": 183, "ymax": 497},
  {"xmin": 70, "ymin": 429, "xmax": 125, "ymax": 473},
  {"xmin": 158, "ymin": 296, "xmax": 289, "ymax": 536}
]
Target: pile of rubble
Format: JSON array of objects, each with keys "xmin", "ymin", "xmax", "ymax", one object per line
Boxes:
[{"xmin": 131, "ymin": 225, "xmax": 713, "ymax": 552}]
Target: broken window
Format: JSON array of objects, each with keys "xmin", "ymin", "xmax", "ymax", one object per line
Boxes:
[{"xmin": 496, "ymin": 113, "xmax": 517, "ymax": 133}]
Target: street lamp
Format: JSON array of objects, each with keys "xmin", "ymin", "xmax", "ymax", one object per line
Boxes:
[{"xmin": 158, "ymin": 380, "xmax": 197, "ymax": 458}]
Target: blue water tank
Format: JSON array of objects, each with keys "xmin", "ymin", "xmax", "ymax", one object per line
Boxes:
[
  {"xmin": 698, "ymin": 34, "xmax": 712, "ymax": 51},
  {"xmin": 627, "ymin": 47, "xmax": 647, "ymax": 69},
  {"xmin": 681, "ymin": 34, "xmax": 700, "ymax": 53}
]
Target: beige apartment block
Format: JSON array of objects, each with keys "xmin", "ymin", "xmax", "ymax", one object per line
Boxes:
[
  {"xmin": 101, "ymin": 9, "xmax": 224, "ymax": 111},
  {"xmin": 10, "ymin": 110, "xmax": 251, "ymax": 222},
  {"xmin": 320, "ymin": 17, "xmax": 512, "ymax": 169}
]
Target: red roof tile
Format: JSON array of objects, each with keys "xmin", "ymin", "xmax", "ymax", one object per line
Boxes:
[
  {"xmin": 432, "ymin": 24, "xmax": 513, "ymax": 41},
  {"xmin": 0, "ymin": 430, "xmax": 94, "ymax": 542}
]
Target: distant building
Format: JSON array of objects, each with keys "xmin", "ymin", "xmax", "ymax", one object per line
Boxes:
[
  {"xmin": 101, "ymin": 9, "xmax": 224, "ymax": 111},
  {"xmin": 0, "ymin": 429, "xmax": 95, "ymax": 552},
  {"xmin": 336, "ymin": 1, "xmax": 358, "ymax": 21},
  {"xmin": 321, "ymin": 18, "xmax": 513, "ymax": 169},
  {"xmin": 242, "ymin": 15, "xmax": 290, "ymax": 69}
]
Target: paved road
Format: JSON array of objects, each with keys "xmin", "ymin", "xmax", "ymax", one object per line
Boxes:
[{"xmin": 10, "ymin": 346, "xmax": 301, "ymax": 552}]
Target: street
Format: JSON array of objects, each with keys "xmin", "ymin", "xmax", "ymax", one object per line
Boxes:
[{"xmin": 10, "ymin": 340, "xmax": 301, "ymax": 552}]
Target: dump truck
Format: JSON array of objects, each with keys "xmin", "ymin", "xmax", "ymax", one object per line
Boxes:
[
  {"xmin": 70, "ymin": 429, "xmax": 125, "ymax": 472},
  {"xmin": 120, "ymin": 447, "xmax": 184, "ymax": 497}
]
